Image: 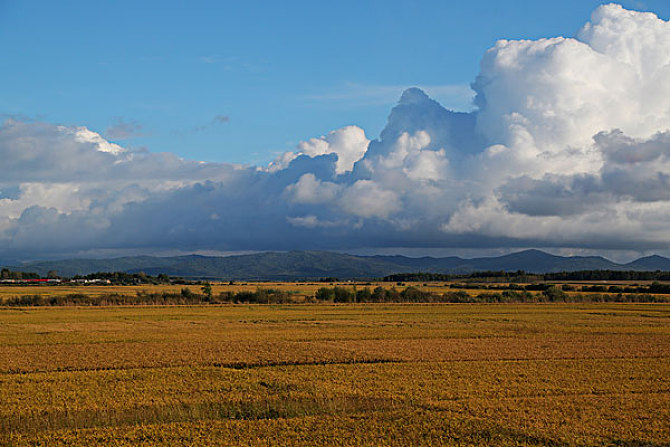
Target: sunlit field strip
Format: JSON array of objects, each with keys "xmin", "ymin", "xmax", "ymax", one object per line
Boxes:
[
  {"xmin": 0, "ymin": 282, "xmax": 480, "ymax": 297},
  {"xmin": 0, "ymin": 283, "xmax": 520, "ymax": 305},
  {"xmin": 3, "ymin": 281, "xmax": 668, "ymax": 303}
]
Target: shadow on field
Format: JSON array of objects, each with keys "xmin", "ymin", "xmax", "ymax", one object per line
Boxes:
[
  {"xmin": 3, "ymin": 399, "xmax": 667, "ymax": 446},
  {"xmin": 1, "ymin": 396, "xmax": 393, "ymax": 434}
]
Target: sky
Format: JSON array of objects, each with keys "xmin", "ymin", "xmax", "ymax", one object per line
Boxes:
[
  {"xmin": 2, "ymin": 0, "xmax": 668, "ymax": 164},
  {"xmin": 2, "ymin": 1, "xmax": 670, "ymax": 262}
]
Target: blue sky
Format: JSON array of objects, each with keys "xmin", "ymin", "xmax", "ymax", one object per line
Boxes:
[{"xmin": 2, "ymin": 0, "xmax": 668, "ymax": 165}]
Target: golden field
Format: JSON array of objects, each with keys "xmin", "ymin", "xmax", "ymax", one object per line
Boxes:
[
  {"xmin": 1, "ymin": 280, "xmax": 668, "ymax": 303},
  {"xmin": 1, "ymin": 303, "xmax": 668, "ymax": 446},
  {"xmin": 0, "ymin": 282, "xmax": 496, "ymax": 303},
  {"xmin": 0, "ymin": 281, "xmax": 458, "ymax": 297}
]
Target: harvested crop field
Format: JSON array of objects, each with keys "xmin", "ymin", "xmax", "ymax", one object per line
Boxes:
[{"xmin": 1, "ymin": 304, "xmax": 669, "ymax": 446}]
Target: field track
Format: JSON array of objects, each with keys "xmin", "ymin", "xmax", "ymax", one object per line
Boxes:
[{"xmin": 1, "ymin": 303, "xmax": 669, "ymax": 446}]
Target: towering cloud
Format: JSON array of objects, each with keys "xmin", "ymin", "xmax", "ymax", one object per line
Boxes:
[{"xmin": 1, "ymin": 4, "xmax": 670, "ymax": 259}]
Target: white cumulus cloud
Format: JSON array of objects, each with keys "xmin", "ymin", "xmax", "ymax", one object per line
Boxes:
[
  {"xmin": 3, "ymin": 4, "xmax": 670, "ymax": 260},
  {"xmin": 269, "ymin": 125, "xmax": 369, "ymax": 175}
]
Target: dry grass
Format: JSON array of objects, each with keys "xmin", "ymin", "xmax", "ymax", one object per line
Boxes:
[
  {"xmin": 0, "ymin": 282, "xmax": 509, "ymax": 302},
  {"xmin": 1, "ymin": 303, "xmax": 668, "ymax": 446},
  {"xmin": 2, "ymin": 280, "xmax": 667, "ymax": 305}
]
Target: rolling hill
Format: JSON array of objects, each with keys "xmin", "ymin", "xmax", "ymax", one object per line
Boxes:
[{"xmin": 5, "ymin": 249, "xmax": 670, "ymax": 280}]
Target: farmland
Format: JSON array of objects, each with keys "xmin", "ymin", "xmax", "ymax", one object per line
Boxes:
[
  {"xmin": 1, "ymin": 302, "xmax": 669, "ymax": 446},
  {"xmin": 2, "ymin": 279, "xmax": 670, "ymax": 305},
  {"xmin": 0, "ymin": 281, "xmax": 486, "ymax": 299}
]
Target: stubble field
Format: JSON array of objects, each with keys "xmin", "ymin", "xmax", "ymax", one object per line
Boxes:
[
  {"xmin": 1, "ymin": 303, "xmax": 668, "ymax": 446},
  {"xmin": 0, "ymin": 282, "xmax": 479, "ymax": 300}
]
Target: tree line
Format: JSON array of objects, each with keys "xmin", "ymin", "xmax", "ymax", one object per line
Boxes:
[
  {"xmin": 0, "ymin": 269, "xmax": 190, "ymax": 285},
  {"xmin": 0, "ymin": 269, "xmax": 40, "ymax": 280},
  {"xmin": 4, "ymin": 268, "xmax": 670, "ymax": 284},
  {"xmin": 2, "ymin": 285, "xmax": 669, "ymax": 306},
  {"xmin": 383, "ymin": 270, "xmax": 670, "ymax": 282}
]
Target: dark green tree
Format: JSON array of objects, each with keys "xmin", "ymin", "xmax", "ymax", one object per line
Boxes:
[{"xmin": 201, "ymin": 282, "xmax": 213, "ymax": 301}]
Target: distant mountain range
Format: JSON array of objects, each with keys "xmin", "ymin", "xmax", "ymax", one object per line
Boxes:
[{"xmin": 5, "ymin": 249, "xmax": 670, "ymax": 280}]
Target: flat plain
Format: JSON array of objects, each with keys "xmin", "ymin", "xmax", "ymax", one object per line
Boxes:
[
  {"xmin": 1, "ymin": 301, "xmax": 669, "ymax": 446},
  {"xmin": 0, "ymin": 282, "xmax": 475, "ymax": 300}
]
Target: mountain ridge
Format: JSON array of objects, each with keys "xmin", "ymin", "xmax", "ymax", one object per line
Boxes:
[{"xmin": 5, "ymin": 249, "xmax": 670, "ymax": 280}]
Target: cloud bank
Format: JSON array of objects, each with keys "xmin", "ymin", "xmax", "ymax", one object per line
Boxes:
[{"xmin": 2, "ymin": 4, "xmax": 670, "ymax": 259}]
